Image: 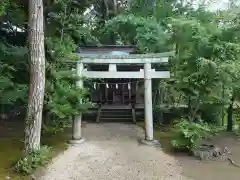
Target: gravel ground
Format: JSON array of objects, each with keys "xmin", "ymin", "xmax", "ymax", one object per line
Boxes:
[{"xmin": 38, "ymin": 123, "xmax": 192, "ymax": 180}]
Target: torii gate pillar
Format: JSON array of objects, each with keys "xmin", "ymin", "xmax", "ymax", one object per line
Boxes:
[
  {"xmin": 68, "ymin": 62, "xmax": 85, "ymax": 144},
  {"xmin": 144, "ymin": 63, "xmax": 154, "ymax": 141}
]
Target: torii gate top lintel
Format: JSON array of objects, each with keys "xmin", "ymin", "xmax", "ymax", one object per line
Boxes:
[{"xmin": 78, "ymin": 51, "xmax": 174, "ymax": 64}]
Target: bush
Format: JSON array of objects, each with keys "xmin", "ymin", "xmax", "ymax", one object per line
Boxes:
[
  {"xmin": 42, "ymin": 118, "xmax": 71, "ymax": 134},
  {"xmin": 14, "ymin": 146, "xmax": 52, "ymax": 175},
  {"xmin": 171, "ymin": 119, "xmax": 212, "ymax": 151},
  {"xmin": 201, "ymin": 104, "xmax": 223, "ymax": 125}
]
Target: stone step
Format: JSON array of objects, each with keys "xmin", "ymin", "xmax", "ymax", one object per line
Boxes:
[
  {"xmin": 100, "ymin": 114, "xmax": 132, "ymax": 118},
  {"xmin": 101, "ymin": 109, "xmax": 131, "ymax": 112},
  {"xmin": 100, "ymin": 113, "xmax": 132, "ymax": 117},
  {"xmin": 101, "ymin": 109, "xmax": 132, "ymax": 113},
  {"xmin": 99, "ymin": 108, "xmax": 133, "ymax": 122},
  {"xmin": 97, "ymin": 107, "xmax": 144, "ymax": 122},
  {"xmin": 99, "ymin": 117, "xmax": 133, "ymax": 122}
]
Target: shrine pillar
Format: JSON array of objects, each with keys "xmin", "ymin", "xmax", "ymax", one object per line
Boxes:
[{"xmin": 69, "ymin": 62, "xmax": 84, "ymax": 144}]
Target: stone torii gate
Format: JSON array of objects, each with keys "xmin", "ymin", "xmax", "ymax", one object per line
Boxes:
[{"xmin": 69, "ymin": 52, "xmax": 173, "ymax": 145}]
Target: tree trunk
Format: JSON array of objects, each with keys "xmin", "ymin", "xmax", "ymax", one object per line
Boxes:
[
  {"xmin": 227, "ymin": 95, "xmax": 234, "ymax": 132},
  {"xmin": 24, "ymin": 0, "xmax": 45, "ymax": 152}
]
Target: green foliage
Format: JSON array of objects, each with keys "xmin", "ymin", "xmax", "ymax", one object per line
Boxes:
[
  {"xmin": 171, "ymin": 119, "xmax": 212, "ymax": 151},
  {"xmin": 158, "ymin": 12, "xmax": 239, "ymax": 124},
  {"xmin": 0, "ymin": 0, "xmax": 93, "ymax": 135},
  {"xmin": 0, "ymin": 0, "xmax": 9, "ymax": 16},
  {"xmin": 44, "ymin": 36, "xmax": 92, "ymax": 124},
  {"xmin": 0, "ymin": 76, "xmax": 27, "ymax": 105},
  {"xmin": 43, "ymin": 0, "xmax": 95, "ymax": 128},
  {"xmin": 14, "ymin": 146, "xmax": 51, "ymax": 175},
  {"xmin": 47, "ymin": 0, "xmax": 99, "ymax": 45},
  {"xmin": 0, "ymin": 42, "xmax": 28, "ymax": 111},
  {"xmin": 42, "ymin": 119, "xmax": 71, "ymax": 134},
  {"xmin": 103, "ymin": 14, "xmax": 169, "ymax": 52}
]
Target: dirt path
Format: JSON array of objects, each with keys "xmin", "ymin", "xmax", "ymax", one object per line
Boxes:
[{"xmin": 38, "ymin": 123, "xmax": 192, "ymax": 180}]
